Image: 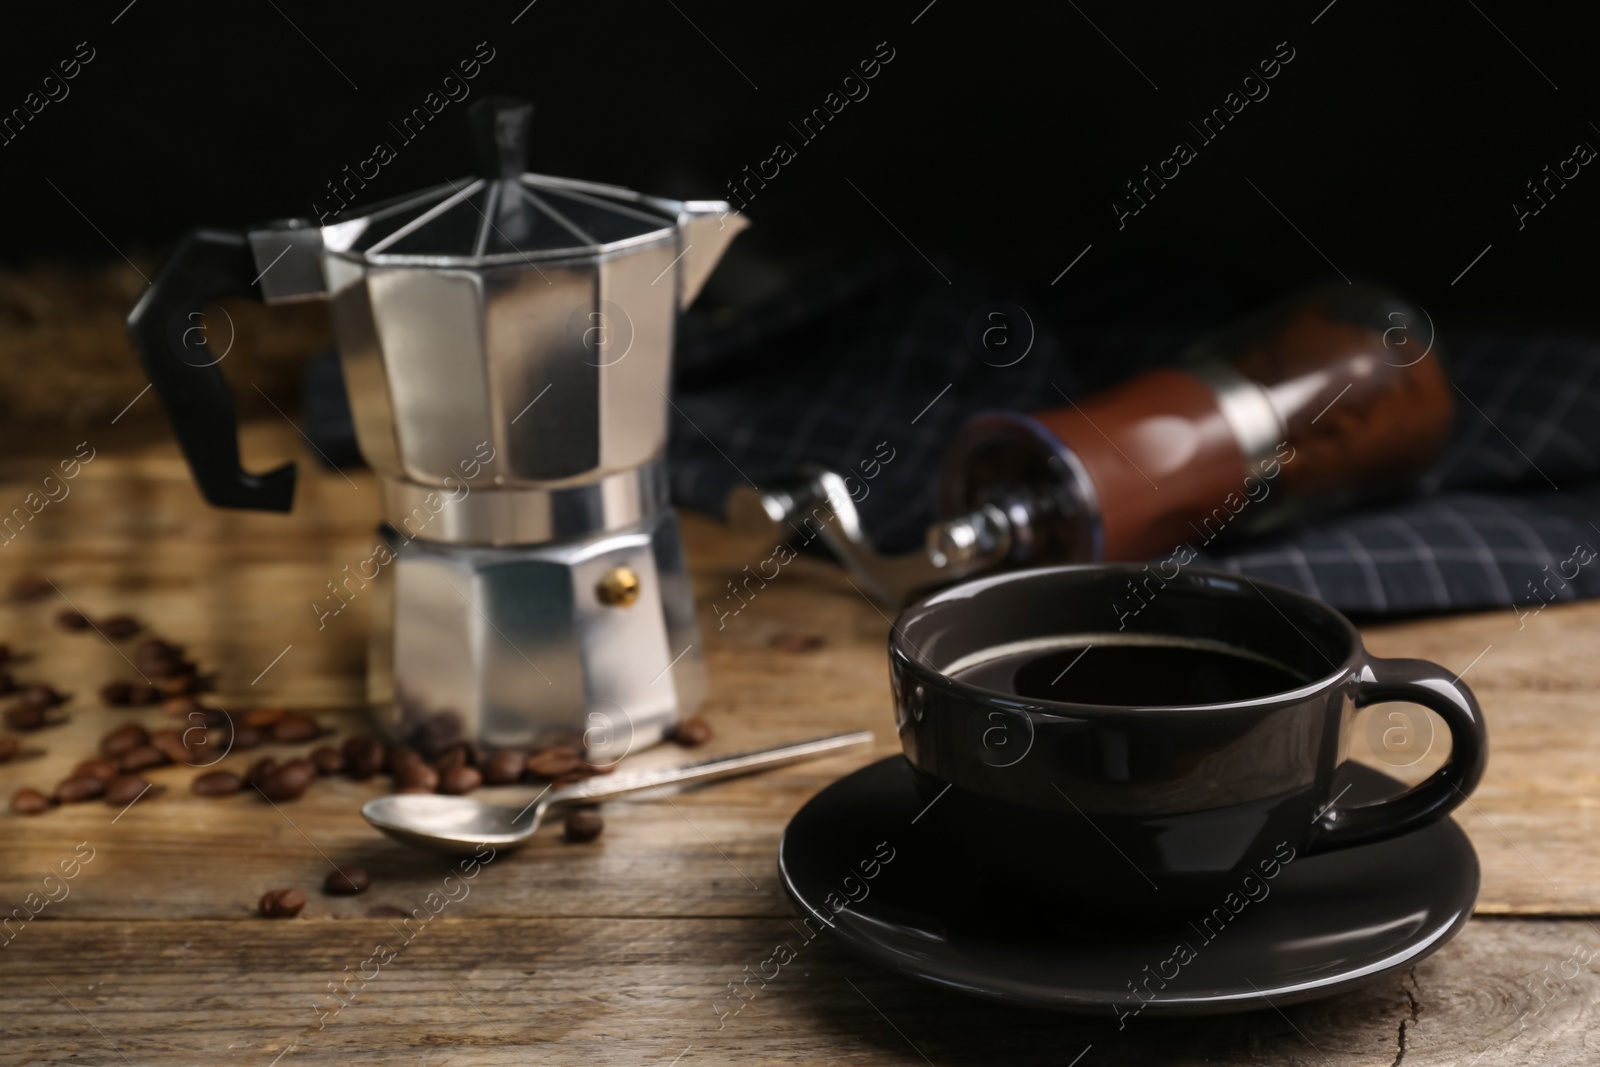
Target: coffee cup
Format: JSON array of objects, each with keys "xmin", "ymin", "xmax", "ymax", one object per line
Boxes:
[{"xmin": 888, "ymin": 564, "xmax": 1487, "ymax": 902}]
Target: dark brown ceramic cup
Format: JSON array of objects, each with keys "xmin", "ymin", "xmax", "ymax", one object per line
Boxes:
[{"xmin": 889, "ymin": 565, "xmax": 1487, "ymax": 898}]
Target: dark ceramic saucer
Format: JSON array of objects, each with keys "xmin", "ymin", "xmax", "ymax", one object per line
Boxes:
[{"xmin": 778, "ymin": 757, "xmax": 1478, "ymax": 1015}]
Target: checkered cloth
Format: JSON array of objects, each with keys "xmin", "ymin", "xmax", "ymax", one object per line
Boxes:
[{"xmin": 669, "ymin": 256, "xmax": 1600, "ymax": 617}]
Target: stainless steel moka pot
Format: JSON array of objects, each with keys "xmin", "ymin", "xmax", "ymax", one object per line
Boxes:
[{"xmin": 127, "ymin": 97, "xmax": 747, "ymax": 759}]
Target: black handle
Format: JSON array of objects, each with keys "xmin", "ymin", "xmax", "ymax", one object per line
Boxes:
[
  {"xmin": 1309, "ymin": 655, "xmax": 1489, "ymax": 852},
  {"xmin": 125, "ymin": 228, "xmax": 296, "ymax": 512}
]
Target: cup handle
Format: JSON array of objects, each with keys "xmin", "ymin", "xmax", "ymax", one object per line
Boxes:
[{"xmin": 1309, "ymin": 655, "xmax": 1488, "ymax": 853}]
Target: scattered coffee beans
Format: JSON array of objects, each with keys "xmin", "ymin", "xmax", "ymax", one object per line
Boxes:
[
  {"xmin": 100, "ymin": 615, "xmax": 142, "ymax": 640},
  {"xmin": 0, "ymin": 671, "xmax": 17, "ymax": 696},
  {"xmin": 54, "ymin": 610, "xmax": 91, "ymax": 632},
  {"xmin": 672, "ymin": 717, "xmax": 713, "ymax": 747},
  {"xmin": 483, "ymin": 748, "xmax": 527, "ymax": 785},
  {"xmin": 242, "ymin": 756, "xmax": 278, "ymax": 787},
  {"xmin": 259, "ymin": 758, "xmax": 316, "ymax": 802},
  {"xmin": 55, "ymin": 776, "xmax": 106, "ymax": 803},
  {"xmin": 18, "ymin": 684, "xmax": 65, "ymax": 711},
  {"xmin": 4, "ymin": 704, "xmax": 45, "ymax": 731},
  {"xmin": 526, "ymin": 747, "xmax": 582, "ymax": 779},
  {"xmin": 104, "ymin": 775, "xmax": 153, "ymax": 806},
  {"xmin": 385, "ymin": 746, "xmax": 425, "ymax": 774},
  {"xmin": 324, "ymin": 867, "xmax": 371, "ymax": 895},
  {"xmin": 310, "ymin": 746, "xmax": 345, "ymax": 775},
  {"xmin": 0, "ymin": 737, "xmax": 17, "ymax": 763},
  {"xmin": 259, "ymin": 887, "xmax": 306, "ymax": 918},
  {"xmin": 563, "ymin": 809, "xmax": 604, "ymax": 843},
  {"xmin": 8, "ymin": 575, "xmax": 51, "ymax": 601},
  {"xmin": 230, "ymin": 724, "xmax": 264, "ymax": 751},
  {"xmin": 129, "ymin": 684, "xmax": 162, "ymax": 706},
  {"xmin": 395, "ymin": 762, "xmax": 439, "ymax": 794},
  {"xmin": 10, "ymin": 787, "xmax": 52, "ymax": 814},
  {"xmin": 342, "ymin": 737, "xmax": 385, "ymax": 780},
  {"xmin": 270, "ymin": 713, "xmax": 321, "ymax": 744},
  {"xmin": 242, "ymin": 706, "xmax": 284, "ymax": 728},
  {"xmin": 118, "ymin": 744, "xmax": 168, "ymax": 774},
  {"xmin": 72, "ymin": 757, "xmax": 119, "ymax": 782},
  {"xmin": 191, "ymin": 770, "xmax": 243, "ymax": 796},
  {"xmin": 150, "ymin": 729, "xmax": 191, "ymax": 765},
  {"xmin": 438, "ymin": 765, "xmax": 482, "ymax": 795},
  {"xmin": 100, "ymin": 681, "xmax": 135, "ymax": 707},
  {"xmin": 100, "ymin": 722, "xmax": 149, "ymax": 758}
]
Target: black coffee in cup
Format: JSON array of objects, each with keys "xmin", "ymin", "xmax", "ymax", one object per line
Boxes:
[{"xmin": 950, "ymin": 638, "xmax": 1308, "ymax": 706}]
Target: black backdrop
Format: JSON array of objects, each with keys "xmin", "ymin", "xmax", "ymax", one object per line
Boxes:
[{"xmin": 1, "ymin": 0, "xmax": 1596, "ymax": 328}]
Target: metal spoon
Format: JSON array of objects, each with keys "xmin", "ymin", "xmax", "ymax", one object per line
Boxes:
[{"xmin": 362, "ymin": 731, "xmax": 874, "ymax": 854}]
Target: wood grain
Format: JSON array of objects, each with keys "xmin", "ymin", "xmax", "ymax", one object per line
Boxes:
[{"xmin": 2, "ymin": 419, "xmax": 1599, "ymax": 1065}]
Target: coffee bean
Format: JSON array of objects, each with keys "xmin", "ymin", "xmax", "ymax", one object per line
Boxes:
[
  {"xmin": 483, "ymin": 748, "xmax": 527, "ymax": 785},
  {"xmin": 18, "ymin": 684, "xmax": 65, "ymax": 711},
  {"xmin": 151, "ymin": 729, "xmax": 191, "ymax": 765},
  {"xmin": 259, "ymin": 758, "xmax": 316, "ymax": 801},
  {"xmin": 270, "ymin": 713, "xmax": 322, "ymax": 744},
  {"xmin": 342, "ymin": 737, "xmax": 385, "ymax": 780},
  {"xmin": 71, "ymin": 757, "xmax": 119, "ymax": 782},
  {"xmin": 0, "ymin": 737, "xmax": 17, "ymax": 763},
  {"xmin": 526, "ymin": 747, "xmax": 582, "ymax": 779},
  {"xmin": 310, "ymin": 746, "xmax": 344, "ymax": 775},
  {"xmin": 384, "ymin": 746, "xmax": 424, "ymax": 774},
  {"xmin": 55, "ymin": 609, "xmax": 91, "ymax": 632},
  {"xmin": 395, "ymin": 762, "xmax": 439, "ymax": 794},
  {"xmin": 435, "ymin": 745, "xmax": 469, "ymax": 774},
  {"xmin": 100, "ymin": 615, "xmax": 142, "ymax": 640},
  {"xmin": 100, "ymin": 723, "xmax": 150, "ymax": 759},
  {"xmin": 163, "ymin": 696, "xmax": 204, "ymax": 717},
  {"xmin": 10, "ymin": 787, "xmax": 52, "ymax": 814},
  {"xmin": 438, "ymin": 765, "xmax": 482, "ymax": 795},
  {"xmin": 242, "ymin": 706, "xmax": 284, "ymax": 728},
  {"xmin": 230, "ymin": 724, "xmax": 263, "ymax": 751},
  {"xmin": 100, "ymin": 681, "xmax": 135, "ymax": 707},
  {"xmin": 0, "ymin": 671, "xmax": 16, "ymax": 697},
  {"xmin": 0, "ymin": 644, "xmax": 9, "ymax": 666},
  {"xmin": 135, "ymin": 643, "xmax": 183, "ymax": 677},
  {"xmin": 243, "ymin": 756, "xmax": 278, "ymax": 787},
  {"xmin": 104, "ymin": 775, "xmax": 154, "ymax": 806},
  {"xmin": 156, "ymin": 673, "xmax": 197, "ymax": 697},
  {"xmin": 563, "ymin": 809, "xmax": 604, "ymax": 843},
  {"xmin": 119, "ymin": 744, "xmax": 169, "ymax": 774},
  {"xmin": 8, "ymin": 575, "xmax": 51, "ymax": 601},
  {"xmin": 769, "ymin": 632, "xmax": 826, "ymax": 653},
  {"xmin": 55, "ymin": 776, "xmax": 106, "ymax": 803},
  {"xmin": 191, "ymin": 769, "xmax": 243, "ymax": 796},
  {"xmin": 259, "ymin": 888, "xmax": 305, "ymax": 918},
  {"xmin": 129, "ymin": 684, "xmax": 162, "ymax": 706},
  {"xmin": 4, "ymin": 704, "xmax": 45, "ymax": 731},
  {"xmin": 671, "ymin": 717, "xmax": 713, "ymax": 747},
  {"xmin": 324, "ymin": 868, "xmax": 371, "ymax": 895}
]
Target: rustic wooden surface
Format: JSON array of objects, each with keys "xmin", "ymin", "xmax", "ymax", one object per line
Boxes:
[{"xmin": 2, "ymin": 419, "xmax": 1599, "ymax": 1066}]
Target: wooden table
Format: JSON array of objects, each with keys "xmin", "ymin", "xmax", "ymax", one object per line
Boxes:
[{"xmin": 3, "ymin": 420, "xmax": 1598, "ymax": 1066}]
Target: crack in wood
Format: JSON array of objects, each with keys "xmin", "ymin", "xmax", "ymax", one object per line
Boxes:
[{"xmin": 1391, "ymin": 966, "xmax": 1424, "ymax": 1067}]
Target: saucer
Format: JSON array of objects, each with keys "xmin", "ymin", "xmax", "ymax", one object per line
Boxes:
[{"xmin": 778, "ymin": 757, "xmax": 1478, "ymax": 1015}]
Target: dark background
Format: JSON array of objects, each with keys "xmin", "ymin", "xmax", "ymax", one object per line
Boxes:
[{"xmin": 1, "ymin": 0, "xmax": 1595, "ymax": 329}]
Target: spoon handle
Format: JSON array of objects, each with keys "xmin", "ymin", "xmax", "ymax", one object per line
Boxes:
[{"xmin": 543, "ymin": 731, "xmax": 875, "ymax": 808}]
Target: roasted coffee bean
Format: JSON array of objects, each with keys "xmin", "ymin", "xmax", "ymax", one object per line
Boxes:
[
  {"xmin": 163, "ymin": 696, "xmax": 205, "ymax": 717},
  {"xmin": 101, "ymin": 723, "xmax": 150, "ymax": 759},
  {"xmin": 191, "ymin": 769, "xmax": 243, "ymax": 796},
  {"xmin": 483, "ymin": 748, "xmax": 527, "ymax": 785},
  {"xmin": 384, "ymin": 745, "xmax": 424, "ymax": 774},
  {"xmin": 100, "ymin": 681, "xmax": 135, "ymax": 707},
  {"xmin": 525, "ymin": 746, "xmax": 582, "ymax": 779},
  {"xmin": 72, "ymin": 757, "xmax": 119, "ymax": 782},
  {"xmin": 151, "ymin": 729, "xmax": 191, "ymax": 765},
  {"xmin": 55, "ymin": 609, "xmax": 91, "ymax": 632},
  {"xmin": 129, "ymin": 684, "xmax": 163, "ymax": 706},
  {"xmin": 395, "ymin": 762, "xmax": 439, "ymax": 794},
  {"xmin": 242, "ymin": 756, "xmax": 279, "ymax": 787},
  {"xmin": 104, "ymin": 775, "xmax": 154, "ymax": 805},
  {"xmin": 435, "ymin": 745, "xmax": 469, "ymax": 774},
  {"xmin": 563, "ymin": 809, "xmax": 604, "ymax": 843},
  {"xmin": 134, "ymin": 641, "xmax": 182, "ymax": 676},
  {"xmin": 259, "ymin": 758, "xmax": 316, "ymax": 801},
  {"xmin": 438, "ymin": 765, "xmax": 482, "ymax": 795},
  {"xmin": 0, "ymin": 736, "xmax": 17, "ymax": 763},
  {"xmin": 10, "ymin": 787, "xmax": 52, "ymax": 814},
  {"xmin": 4, "ymin": 704, "xmax": 45, "ymax": 731},
  {"xmin": 259, "ymin": 888, "xmax": 306, "ymax": 918},
  {"xmin": 155, "ymin": 673, "xmax": 196, "ymax": 697},
  {"xmin": 119, "ymin": 744, "xmax": 169, "ymax": 774},
  {"xmin": 0, "ymin": 644, "xmax": 9, "ymax": 666},
  {"xmin": 242, "ymin": 706, "xmax": 284, "ymax": 729},
  {"xmin": 100, "ymin": 614, "xmax": 142, "ymax": 639},
  {"xmin": 324, "ymin": 867, "xmax": 371, "ymax": 895},
  {"xmin": 0, "ymin": 670, "xmax": 16, "ymax": 697},
  {"xmin": 8, "ymin": 575, "xmax": 51, "ymax": 601},
  {"xmin": 671, "ymin": 717, "xmax": 713, "ymax": 747},
  {"xmin": 55, "ymin": 775, "xmax": 106, "ymax": 803},
  {"xmin": 310, "ymin": 746, "xmax": 345, "ymax": 775},
  {"xmin": 17, "ymin": 684, "xmax": 65, "ymax": 711},
  {"xmin": 769, "ymin": 632, "xmax": 826, "ymax": 653},
  {"xmin": 342, "ymin": 737, "xmax": 385, "ymax": 780},
  {"xmin": 270, "ymin": 713, "xmax": 322, "ymax": 744},
  {"xmin": 230, "ymin": 724, "xmax": 263, "ymax": 751}
]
